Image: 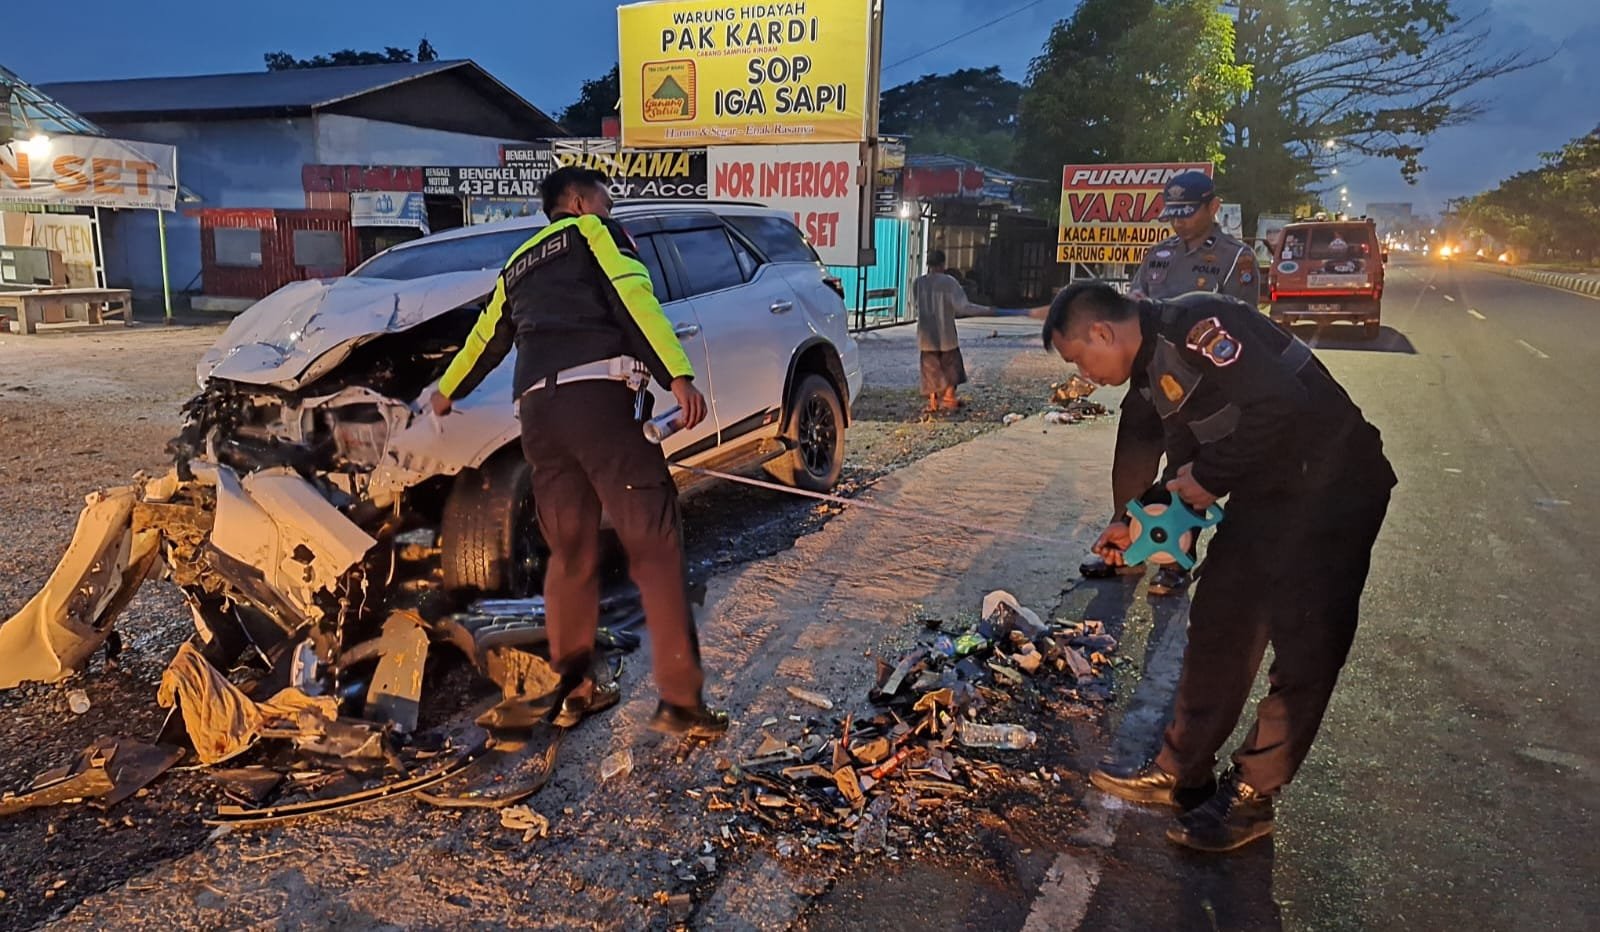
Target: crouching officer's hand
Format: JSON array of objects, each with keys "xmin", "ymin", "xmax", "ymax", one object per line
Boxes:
[
  {"xmin": 1166, "ymin": 463, "xmax": 1218, "ymax": 510},
  {"xmin": 1093, "ymin": 521, "xmax": 1133, "ymax": 566},
  {"xmin": 672, "ymin": 377, "xmax": 707, "ymax": 430},
  {"xmin": 428, "ymin": 390, "xmax": 453, "ymax": 417}
]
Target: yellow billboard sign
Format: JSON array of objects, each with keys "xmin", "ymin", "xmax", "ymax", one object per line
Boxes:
[
  {"xmin": 619, "ymin": 0, "xmax": 872, "ymax": 148},
  {"xmin": 1057, "ymin": 163, "xmax": 1213, "ymax": 264}
]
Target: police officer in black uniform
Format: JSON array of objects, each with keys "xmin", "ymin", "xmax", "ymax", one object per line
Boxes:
[
  {"xmin": 1082, "ymin": 170, "xmax": 1259, "ymax": 597},
  {"xmin": 430, "ymin": 166, "xmax": 728, "ymax": 738},
  {"xmin": 1042, "ymin": 281, "xmax": 1395, "ymax": 851}
]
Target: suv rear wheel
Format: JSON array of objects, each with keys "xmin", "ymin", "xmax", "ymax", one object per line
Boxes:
[{"xmin": 764, "ymin": 373, "xmax": 845, "ymax": 492}]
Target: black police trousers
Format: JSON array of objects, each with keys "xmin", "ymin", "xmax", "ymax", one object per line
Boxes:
[
  {"xmin": 517, "ymin": 379, "xmax": 705, "ymax": 708},
  {"xmin": 1155, "ymin": 466, "xmax": 1392, "ymax": 795}
]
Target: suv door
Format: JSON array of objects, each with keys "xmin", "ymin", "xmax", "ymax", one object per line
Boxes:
[
  {"xmin": 617, "ymin": 220, "xmax": 721, "ymax": 455},
  {"xmin": 657, "ymin": 218, "xmax": 802, "ymax": 445}
]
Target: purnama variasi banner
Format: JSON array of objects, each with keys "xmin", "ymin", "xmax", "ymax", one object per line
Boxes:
[
  {"xmin": 0, "ymin": 135, "xmax": 179, "ymax": 211},
  {"xmin": 1057, "ymin": 162, "xmax": 1212, "ymax": 264},
  {"xmin": 709, "ymin": 143, "xmax": 860, "ymax": 264},
  {"xmin": 618, "ymin": 0, "xmax": 872, "ymax": 148}
]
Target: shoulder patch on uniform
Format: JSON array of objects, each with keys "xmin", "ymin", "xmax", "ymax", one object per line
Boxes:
[
  {"xmin": 504, "ymin": 229, "xmax": 571, "ymax": 287},
  {"xmin": 1186, "ymin": 316, "xmax": 1242, "ymax": 367},
  {"xmin": 1240, "ymin": 270, "xmax": 1254, "ymax": 284}
]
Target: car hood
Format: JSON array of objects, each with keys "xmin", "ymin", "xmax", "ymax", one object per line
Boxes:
[{"xmin": 198, "ymin": 270, "xmax": 498, "ymax": 390}]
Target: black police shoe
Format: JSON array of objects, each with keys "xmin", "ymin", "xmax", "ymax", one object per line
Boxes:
[
  {"xmin": 1166, "ymin": 769, "xmax": 1275, "ymax": 852},
  {"xmin": 1147, "ymin": 565, "xmax": 1191, "ymax": 596},
  {"xmin": 1090, "ymin": 761, "xmax": 1217, "ymax": 808},
  {"xmin": 551, "ymin": 678, "xmax": 622, "ymax": 729},
  {"xmin": 649, "ymin": 701, "xmax": 731, "ymax": 739},
  {"xmin": 1080, "ymin": 556, "xmax": 1147, "ymax": 579}
]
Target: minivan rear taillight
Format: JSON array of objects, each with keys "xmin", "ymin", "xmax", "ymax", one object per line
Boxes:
[{"xmin": 823, "ymin": 275, "xmax": 845, "ymax": 301}]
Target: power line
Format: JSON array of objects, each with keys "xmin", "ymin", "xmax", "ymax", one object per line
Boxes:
[{"xmin": 883, "ymin": 0, "xmax": 1053, "ymax": 74}]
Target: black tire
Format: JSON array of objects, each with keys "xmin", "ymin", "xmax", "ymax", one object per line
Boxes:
[
  {"xmin": 764, "ymin": 373, "xmax": 846, "ymax": 492},
  {"xmin": 439, "ymin": 451, "xmax": 543, "ymax": 597}
]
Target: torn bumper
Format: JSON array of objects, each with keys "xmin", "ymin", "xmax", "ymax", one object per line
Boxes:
[
  {"xmin": 0, "ymin": 463, "xmax": 376, "ymax": 691},
  {"xmin": 0, "ymin": 487, "xmax": 158, "ymax": 689}
]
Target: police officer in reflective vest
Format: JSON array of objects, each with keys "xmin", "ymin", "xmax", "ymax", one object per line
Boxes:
[
  {"xmin": 430, "ymin": 166, "xmax": 728, "ymax": 739},
  {"xmin": 1081, "ymin": 170, "xmax": 1260, "ymax": 597},
  {"xmin": 1043, "ymin": 282, "xmax": 1395, "ymax": 851}
]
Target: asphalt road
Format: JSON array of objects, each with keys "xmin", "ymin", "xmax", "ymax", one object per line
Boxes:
[{"xmin": 1071, "ymin": 258, "xmax": 1599, "ymax": 931}]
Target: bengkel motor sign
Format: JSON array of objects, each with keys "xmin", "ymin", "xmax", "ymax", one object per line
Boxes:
[
  {"xmin": 709, "ymin": 143, "xmax": 859, "ymax": 265},
  {"xmin": 0, "ymin": 135, "xmax": 179, "ymax": 211},
  {"xmin": 1057, "ymin": 163, "xmax": 1212, "ymax": 264}
]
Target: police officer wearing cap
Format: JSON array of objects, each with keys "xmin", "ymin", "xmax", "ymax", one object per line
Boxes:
[
  {"xmin": 430, "ymin": 166, "xmax": 728, "ymax": 739},
  {"xmin": 1042, "ymin": 281, "xmax": 1395, "ymax": 851},
  {"xmin": 1080, "ymin": 170, "xmax": 1260, "ymax": 597}
]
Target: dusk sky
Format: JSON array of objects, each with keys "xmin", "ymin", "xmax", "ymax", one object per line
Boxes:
[{"xmin": 7, "ymin": 0, "xmax": 1596, "ymax": 217}]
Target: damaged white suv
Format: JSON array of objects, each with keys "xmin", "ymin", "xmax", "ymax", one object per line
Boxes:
[{"xmin": 1, "ymin": 203, "xmax": 861, "ymax": 690}]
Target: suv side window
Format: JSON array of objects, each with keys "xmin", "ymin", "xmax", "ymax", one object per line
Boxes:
[
  {"xmin": 667, "ymin": 227, "xmax": 746, "ymax": 296},
  {"xmin": 727, "ymin": 215, "xmax": 819, "ymax": 263},
  {"xmin": 633, "ymin": 233, "xmax": 673, "ymax": 300}
]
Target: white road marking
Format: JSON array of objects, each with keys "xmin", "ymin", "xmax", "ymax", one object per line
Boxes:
[
  {"xmin": 1021, "ymin": 604, "xmax": 1193, "ymax": 930},
  {"xmin": 1515, "ymin": 338, "xmax": 1550, "ymax": 359},
  {"xmin": 1468, "ymin": 308, "xmax": 1487, "ymax": 320},
  {"xmin": 1429, "ymin": 284, "xmax": 1438, "ymax": 291},
  {"xmin": 1443, "ymin": 294, "xmax": 1456, "ymax": 302},
  {"xmin": 1023, "ymin": 853, "xmax": 1102, "ymax": 932}
]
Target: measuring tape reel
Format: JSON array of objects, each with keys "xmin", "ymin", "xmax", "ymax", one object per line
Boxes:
[{"xmin": 1122, "ymin": 496, "xmax": 1225, "ymax": 570}]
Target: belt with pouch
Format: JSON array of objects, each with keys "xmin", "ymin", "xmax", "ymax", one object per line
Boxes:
[{"xmin": 521, "ymin": 355, "xmax": 648, "ymax": 397}]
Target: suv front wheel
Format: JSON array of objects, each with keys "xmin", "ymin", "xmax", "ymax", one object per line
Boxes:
[{"xmin": 765, "ymin": 373, "xmax": 846, "ymax": 492}]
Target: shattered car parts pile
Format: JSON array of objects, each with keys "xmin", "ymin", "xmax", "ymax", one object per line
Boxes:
[{"xmin": 703, "ymin": 591, "xmax": 1119, "ymax": 858}]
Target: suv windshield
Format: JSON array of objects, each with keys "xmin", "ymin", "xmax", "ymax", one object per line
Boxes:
[{"xmin": 351, "ymin": 228, "xmax": 542, "ymax": 281}]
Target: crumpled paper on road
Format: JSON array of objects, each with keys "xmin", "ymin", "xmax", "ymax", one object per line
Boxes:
[{"xmin": 157, "ymin": 642, "xmax": 339, "ymax": 764}]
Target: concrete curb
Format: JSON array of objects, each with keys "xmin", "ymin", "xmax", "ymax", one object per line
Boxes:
[{"xmin": 1491, "ymin": 265, "xmax": 1600, "ymax": 298}]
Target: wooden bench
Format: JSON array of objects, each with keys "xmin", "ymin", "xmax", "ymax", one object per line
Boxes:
[{"xmin": 0, "ymin": 288, "xmax": 133, "ymax": 335}]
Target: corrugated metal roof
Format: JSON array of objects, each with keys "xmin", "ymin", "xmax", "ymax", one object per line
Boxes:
[{"xmin": 40, "ymin": 60, "xmax": 469, "ymax": 118}]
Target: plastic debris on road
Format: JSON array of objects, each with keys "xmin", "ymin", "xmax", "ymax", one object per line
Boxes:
[
  {"xmin": 500, "ymin": 804, "xmax": 550, "ymax": 842},
  {"xmin": 601, "ymin": 749, "xmax": 634, "ymax": 783},
  {"xmin": 703, "ymin": 589, "xmax": 1122, "ymax": 863}
]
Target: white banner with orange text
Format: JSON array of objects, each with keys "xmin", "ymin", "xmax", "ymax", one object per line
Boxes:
[{"xmin": 0, "ymin": 135, "xmax": 178, "ymax": 210}]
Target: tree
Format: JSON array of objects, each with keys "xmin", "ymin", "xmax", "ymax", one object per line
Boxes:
[
  {"xmin": 263, "ymin": 39, "xmax": 440, "ymax": 71},
  {"xmin": 1222, "ymin": 1, "xmax": 1534, "ymax": 229},
  {"xmin": 879, "ymin": 67, "xmax": 1022, "ymax": 169},
  {"xmin": 557, "ymin": 64, "xmax": 620, "ymax": 136},
  {"xmin": 1454, "ymin": 128, "xmax": 1600, "ymax": 263},
  {"xmin": 1114, "ymin": 1, "xmax": 1252, "ymax": 162},
  {"xmin": 1018, "ymin": 0, "xmax": 1250, "ymax": 180}
]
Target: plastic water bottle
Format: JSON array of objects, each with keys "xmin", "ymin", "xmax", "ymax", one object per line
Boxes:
[
  {"xmin": 67, "ymin": 689, "xmax": 91, "ymax": 715},
  {"xmin": 643, "ymin": 406, "xmax": 683, "ymax": 445},
  {"xmin": 958, "ymin": 720, "xmax": 1037, "ymax": 750}
]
